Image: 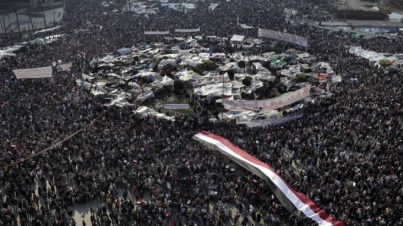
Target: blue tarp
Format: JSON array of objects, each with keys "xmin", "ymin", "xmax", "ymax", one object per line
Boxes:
[
  {"xmin": 117, "ymin": 48, "xmax": 132, "ymax": 55},
  {"xmin": 168, "ymin": 4, "xmax": 179, "ymax": 9}
]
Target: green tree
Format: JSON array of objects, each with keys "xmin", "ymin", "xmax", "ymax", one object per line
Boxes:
[
  {"xmin": 242, "ymin": 77, "xmax": 251, "ymax": 86},
  {"xmin": 379, "ymin": 60, "xmax": 391, "ymax": 68},
  {"xmin": 173, "ymin": 80, "xmax": 185, "ymax": 91}
]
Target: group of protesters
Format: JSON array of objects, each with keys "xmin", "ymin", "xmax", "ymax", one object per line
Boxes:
[{"xmin": 1, "ymin": 0, "xmax": 403, "ymax": 225}]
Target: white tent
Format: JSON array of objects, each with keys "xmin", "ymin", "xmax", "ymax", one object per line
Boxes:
[
  {"xmin": 194, "ymin": 83, "xmax": 233, "ymax": 96},
  {"xmin": 133, "ymin": 106, "xmax": 175, "ymax": 121},
  {"xmin": 104, "ymin": 96, "xmax": 136, "ymax": 108},
  {"xmin": 230, "ymin": 35, "xmax": 245, "ymax": 43},
  {"xmin": 135, "ymin": 90, "xmax": 155, "ymax": 104},
  {"xmin": 117, "ymin": 48, "xmax": 132, "ymax": 55}
]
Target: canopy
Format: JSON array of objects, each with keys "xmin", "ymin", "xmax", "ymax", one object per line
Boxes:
[
  {"xmin": 230, "ymin": 35, "xmax": 245, "ymax": 43},
  {"xmin": 117, "ymin": 48, "xmax": 132, "ymax": 55},
  {"xmin": 133, "ymin": 106, "xmax": 175, "ymax": 121},
  {"xmin": 30, "ymin": 38, "xmax": 45, "ymax": 45},
  {"xmin": 351, "ymin": 33, "xmax": 361, "ymax": 39},
  {"xmin": 270, "ymin": 59, "xmax": 287, "ymax": 65}
]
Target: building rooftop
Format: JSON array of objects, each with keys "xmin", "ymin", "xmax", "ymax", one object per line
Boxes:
[
  {"xmin": 317, "ymin": 20, "xmax": 403, "ymax": 28},
  {"xmin": 347, "ymin": 20, "xmax": 403, "ymax": 28},
  {"xmin": 318, "ymin": 21, "xmax": 349, "ymax": 27}
]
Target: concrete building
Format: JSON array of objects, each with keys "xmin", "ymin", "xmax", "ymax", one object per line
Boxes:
[
  {"xmin": 317, "ymin": 20, "xmax": 403, "ymax": 32},
  {"xmin": 30, "ymin": 0, "xmax": 54, "ymax": 7}
]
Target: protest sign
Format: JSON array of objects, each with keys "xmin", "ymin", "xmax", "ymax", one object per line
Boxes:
[
  {"xmin": 164, "ymin": 104, "xmax": 190, "ymax": 109},
  {"xmin": 175, "ymin": 28, "xmax": 200, "ymax": 33},
  {"xmin": 258, "ymin": 28, "xmax": 308, "ymax": 47},
  {"xmin": 56, "ymin": 63, "xmax": 73, "ymax": 72},
  {"xmin": 144, "ymin": 31, "xmax": 170, "ymax": 35},
  {"xmin": 223, "ymin": 85, "xmax": 310, "ymax": 111},
  {"xmin": 13, "ymin": 66, "xmax": 52, "ymax": 79}
]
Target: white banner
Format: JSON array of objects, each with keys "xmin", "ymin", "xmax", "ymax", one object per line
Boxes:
[
  {"xmin": 175, "ymin": 28, "xmax": 200, "ymax": 33},
  {"xmin": 245, "ymin": 113, "xmax": 304, "ymax": 128},
  {"xmin": 34, "ymin": 26, "xmax": 62, "ymax": 34},
  {"xmin": 239, "ymin": 24, "xmax": 253, "ymax": 29},
  {"xmin": 144, "ymin": 31, "xmax": 170, "ymax": 35},
  {"xmin": 56, "ymin": 62, "xmax": 72, "ymax": 72},
  {"xmin": 164, "ymin": 104, "xmax": 189, "ymax": 109},
  {"xmin": 284, "ymin": 8, "xmax": 298, "ymax": 17},
  {"xmin": 223, "ymin": 85, "xmax": 311, "ymax": 111},
  {"xmin": 13, "ymin": 66, "xmax": 52, "ymax": 79},
  {"xmin": 89, "ymin": 57, "xmax": 96, "ymax": 66},
  {"xmin": 258, "ymin": 28, "xmax": 308, "ymax": 47}
]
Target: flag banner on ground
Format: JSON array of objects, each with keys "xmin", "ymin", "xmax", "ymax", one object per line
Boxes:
[
  {"xmin": 258, "ymin": 28, "xmax": 308, "ymax": 47},
  {"xmin": 194, "ymin": 131, "xmax": 345, "ymax": 226},
  {"xmin": 175, "ymin": 28, "xmax": 200, "ymax": 33},
  {"xmin": 223, "ymin": 85, "xmax": 310, "ymax": 111},
  {"xmin": 164, "ymin": 104, "xmax": 189, "ymax": 109},
  {"xmin": 56, "ymin": 62, "xmax": 73, "ymax": 72},
  {"xmin": 144, "ymin": 31, "xmax": 170, "ymax": 35},
  {"xmin": 13, "ymin": 66, "xmax": 52, "ymax": 79}
]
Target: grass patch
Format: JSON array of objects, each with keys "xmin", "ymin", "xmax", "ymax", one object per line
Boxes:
[
  {"xmin": 191, "ymin": 60, "xmax": 219, "ymax": 74},
  {"xmin": 379, "ymin": 60, "xmax": 391, "ymax": 68},
  {"xmin": 295, "ymin": 75, "xmax": 308, "ymax": 83}
]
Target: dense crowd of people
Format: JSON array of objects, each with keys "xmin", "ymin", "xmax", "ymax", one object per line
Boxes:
[{"xmin": 1, "ymin": 0, "xmax": 403, "ymax": 225}]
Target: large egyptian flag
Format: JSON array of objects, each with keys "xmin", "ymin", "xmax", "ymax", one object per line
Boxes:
[{"xmin": 194, "ymin": 131, "xmax": 345, "ymax": 226}]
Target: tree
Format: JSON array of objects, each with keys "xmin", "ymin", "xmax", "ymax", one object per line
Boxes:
[
  {"xmin": 12, "ymin": 7, "xmax": 21, "ymax": 36},
  {"xmin": 237, "ymin": 60, "xmax": 246, "ymax": 72},
  {"xmin": 379, "ymin": 60, "xmax": 391, "ymax": 68},
  {"xmin": 0, "ymin": 11, "xmax": 8, "ymax": 39},
  {"xmin": 173, "ymin": 80, "xmax": 185, "ymax": 91},
  {"xmin": 242, "ymin": 77, "xmax": 251, "ymax": 86},
  {"xmin": 27, "ymin": 5, "xmax": 35, "ymax": 35},
  {"xmin": 38, "ymin": 2, "xmax": 47, "ymax": 29},
  {"xmin": 191, "ymin": 60, "xmax": 219, "ymax": 75},
  {"xmin": 262, "ymin": 61, "xmax": 271, "ymax": 70}
]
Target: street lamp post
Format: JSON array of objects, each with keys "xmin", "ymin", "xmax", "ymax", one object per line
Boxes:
[{"xmin": 0, "ymin": 12, "xmax": 7, "ymax": 39}]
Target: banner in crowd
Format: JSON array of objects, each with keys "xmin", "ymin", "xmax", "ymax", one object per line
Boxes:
[
  {"xmin": 194, "ymin": 132, "xmax": 345, "ymax": 226},
  {"xmin": 13, "ymin": 66, "xmax": 52, "ymax": 79},
  {"xmin": 244, "ymin": 113, "xmax": 304, "ymax": 128},
  {"xmin": 144, "ymin": 31, "xmax": 170, "ymax": 35},
  {"xmin": 174, "ymin": 28, "xmax": 200, "ymax": 33},
  {"xmin": 56, "ymin": 62, "xmax": 72, "ymax": 72},
  {"xmin": 223, "ymin": 85, "xmax": 310, "ymax": 111},
  {"xmin": 284, "ymin": 8, "xmax": 298, "ymax": 17},
  {"xmin": 239, "ymin": 24, "xmax": 253, "ymax": 29},
  {"xmin": 164, "ymin": 104, "xmax": 190, "ymax": 109},
  {"xmin": 258, "ymin": 28, "xmax": 308, "ymax": 47}
]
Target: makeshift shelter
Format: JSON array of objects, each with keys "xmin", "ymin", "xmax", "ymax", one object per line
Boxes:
[
  {"xmin": 30, "ymin": 38, "xmax": 45, "ymax": 45},
  {"xmin": 230, "ymin": 35, "xmax": 246, "ymax": 44},
  {"xmin": 300, "ymin": 64, "xmax": 311, "ymax": 73},
  {"xmin": 134, "ymin": 106, "xmax": 175, "ymax": 121},
  {"xmin": 351, "ymin": 33, "xmax": 361, "ymax": 39},
  {"xmin": 117, "ymin": 48, "xmax": 132, "ymax": 55}
]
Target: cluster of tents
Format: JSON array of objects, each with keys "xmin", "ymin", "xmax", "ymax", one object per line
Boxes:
[
  {"xmin": 1, "ymin": 29, "xmax": 345, "ymax": 125},
  {"xmin": 76, "ymin": 36, "xmax": 342, "ymax": 127}
]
